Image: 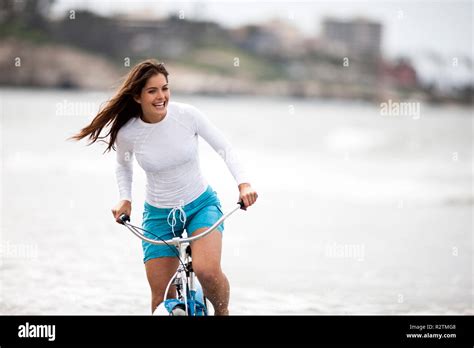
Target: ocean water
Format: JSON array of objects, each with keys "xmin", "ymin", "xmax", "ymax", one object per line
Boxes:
[{"xmin": 0, "ymin": 88, "xmax": 472, "ymax": 314}]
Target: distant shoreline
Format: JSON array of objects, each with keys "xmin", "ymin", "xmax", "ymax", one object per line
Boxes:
[
  {"xmin": 0, "ymin": 39, "xmax": 472, "ymax": 105},
  {"xmin": 1, "ymin": 86, "xmax": 472, "ymax": 112}
]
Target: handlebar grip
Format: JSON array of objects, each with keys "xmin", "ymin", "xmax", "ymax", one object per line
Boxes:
[
  {"xmin": 237, "ymin": 200, "xmax": 247, "ymax": 211},
  {"xmin": 119, "ymin": 213, "xmax": 130, "ymax": 224}
]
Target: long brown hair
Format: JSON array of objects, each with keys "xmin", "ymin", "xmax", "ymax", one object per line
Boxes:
[{"xmin": 70, "ymin": 59, "xmax": 169, "ymax": 152}]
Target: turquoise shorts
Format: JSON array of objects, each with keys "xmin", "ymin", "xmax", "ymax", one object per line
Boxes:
[{"xmin": 141, "ymin": 186, "xmax": 224, "ymax": 263}]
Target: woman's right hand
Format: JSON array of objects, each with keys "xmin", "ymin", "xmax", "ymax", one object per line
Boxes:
[{"xmin": 112, "ymin": 200, "xmax": 132, "ymax": 224}]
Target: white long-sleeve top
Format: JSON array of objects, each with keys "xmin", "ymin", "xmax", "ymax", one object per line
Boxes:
[{"xmin": 115, "ymin": 102, "xmax": 249, "ymax": 208}]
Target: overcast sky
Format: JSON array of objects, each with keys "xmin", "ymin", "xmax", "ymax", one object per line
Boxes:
[{"xmin": 51, "ymin": 0, "xmax": 473, "ymax": 60}]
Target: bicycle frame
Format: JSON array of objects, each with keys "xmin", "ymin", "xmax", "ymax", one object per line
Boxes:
[
  {"xmin": 166, "ymin": 241, "xmax": 207, "ymax": 316},
  {"xmin": 119, "ymin": 202, "xmax": 244, "ymax": 316}
]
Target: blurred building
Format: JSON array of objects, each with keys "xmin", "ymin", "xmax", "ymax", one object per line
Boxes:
[
  {"xmin": 231, "ymin": 19, "xmax": 305, "ymax": 58},
  {"xmin": 381, "ymin": 58, "xmax": 418, "ymax": 89},
  {"xmin": 322, "ymin": 18, "xmax": 382, "ymax": 58}
]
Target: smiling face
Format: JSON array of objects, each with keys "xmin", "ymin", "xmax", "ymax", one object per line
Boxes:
[{"xmin": 134, "ymin": 73, "xmax": 170, "ymax": 122}]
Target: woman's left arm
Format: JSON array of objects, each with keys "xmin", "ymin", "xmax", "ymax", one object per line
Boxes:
[{"xmin": 193, "ymin": 106, "xmax": 258, "ymax": 208}]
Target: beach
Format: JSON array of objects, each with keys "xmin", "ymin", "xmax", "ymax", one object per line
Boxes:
[{"xmin": 0, "ymin": 88, "xmax": 472, "ymax": 314}]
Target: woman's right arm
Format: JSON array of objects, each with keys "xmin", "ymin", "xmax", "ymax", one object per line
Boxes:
[{"xmin": 112, "ymin": 131, "xmax": 134, "ymax": 223}]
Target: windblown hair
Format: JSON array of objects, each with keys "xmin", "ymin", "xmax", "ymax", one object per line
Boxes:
[{"xmin": 70, "ymin": 59, "xmax": 169, "ymax": 152}]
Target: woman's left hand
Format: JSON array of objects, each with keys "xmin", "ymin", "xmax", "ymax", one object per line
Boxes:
[{"xmin": 238, "ymin": 183, "xmax": 258, "ymax": 209}]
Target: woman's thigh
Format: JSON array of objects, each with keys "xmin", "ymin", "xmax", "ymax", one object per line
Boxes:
[
  {"xmin": 189, "ymin": 228, "xmax": 223, "ymax": 273},
  {"xmin": 144, "ymin": 257, "xmax": 179, "ymax": 295}
]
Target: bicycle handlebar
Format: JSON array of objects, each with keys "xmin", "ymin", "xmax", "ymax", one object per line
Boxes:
[{"xmin": 119, "ymin": 201, "xmax": 245, "ymax": 246}]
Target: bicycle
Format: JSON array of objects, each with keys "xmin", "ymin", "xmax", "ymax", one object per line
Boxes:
[{"xmin": 118, "ymin": 201, "xmax": 245, "ymax": 316}]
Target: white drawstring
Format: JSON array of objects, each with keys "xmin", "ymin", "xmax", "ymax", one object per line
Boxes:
[{"xmin": 167, "ymin": 200, "xmax": 186, "ymax": 237}]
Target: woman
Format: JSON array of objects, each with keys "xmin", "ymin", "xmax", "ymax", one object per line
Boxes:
[{"xmin": 72, "ymin": 59, "xmax": 258, "ymax": 315}]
